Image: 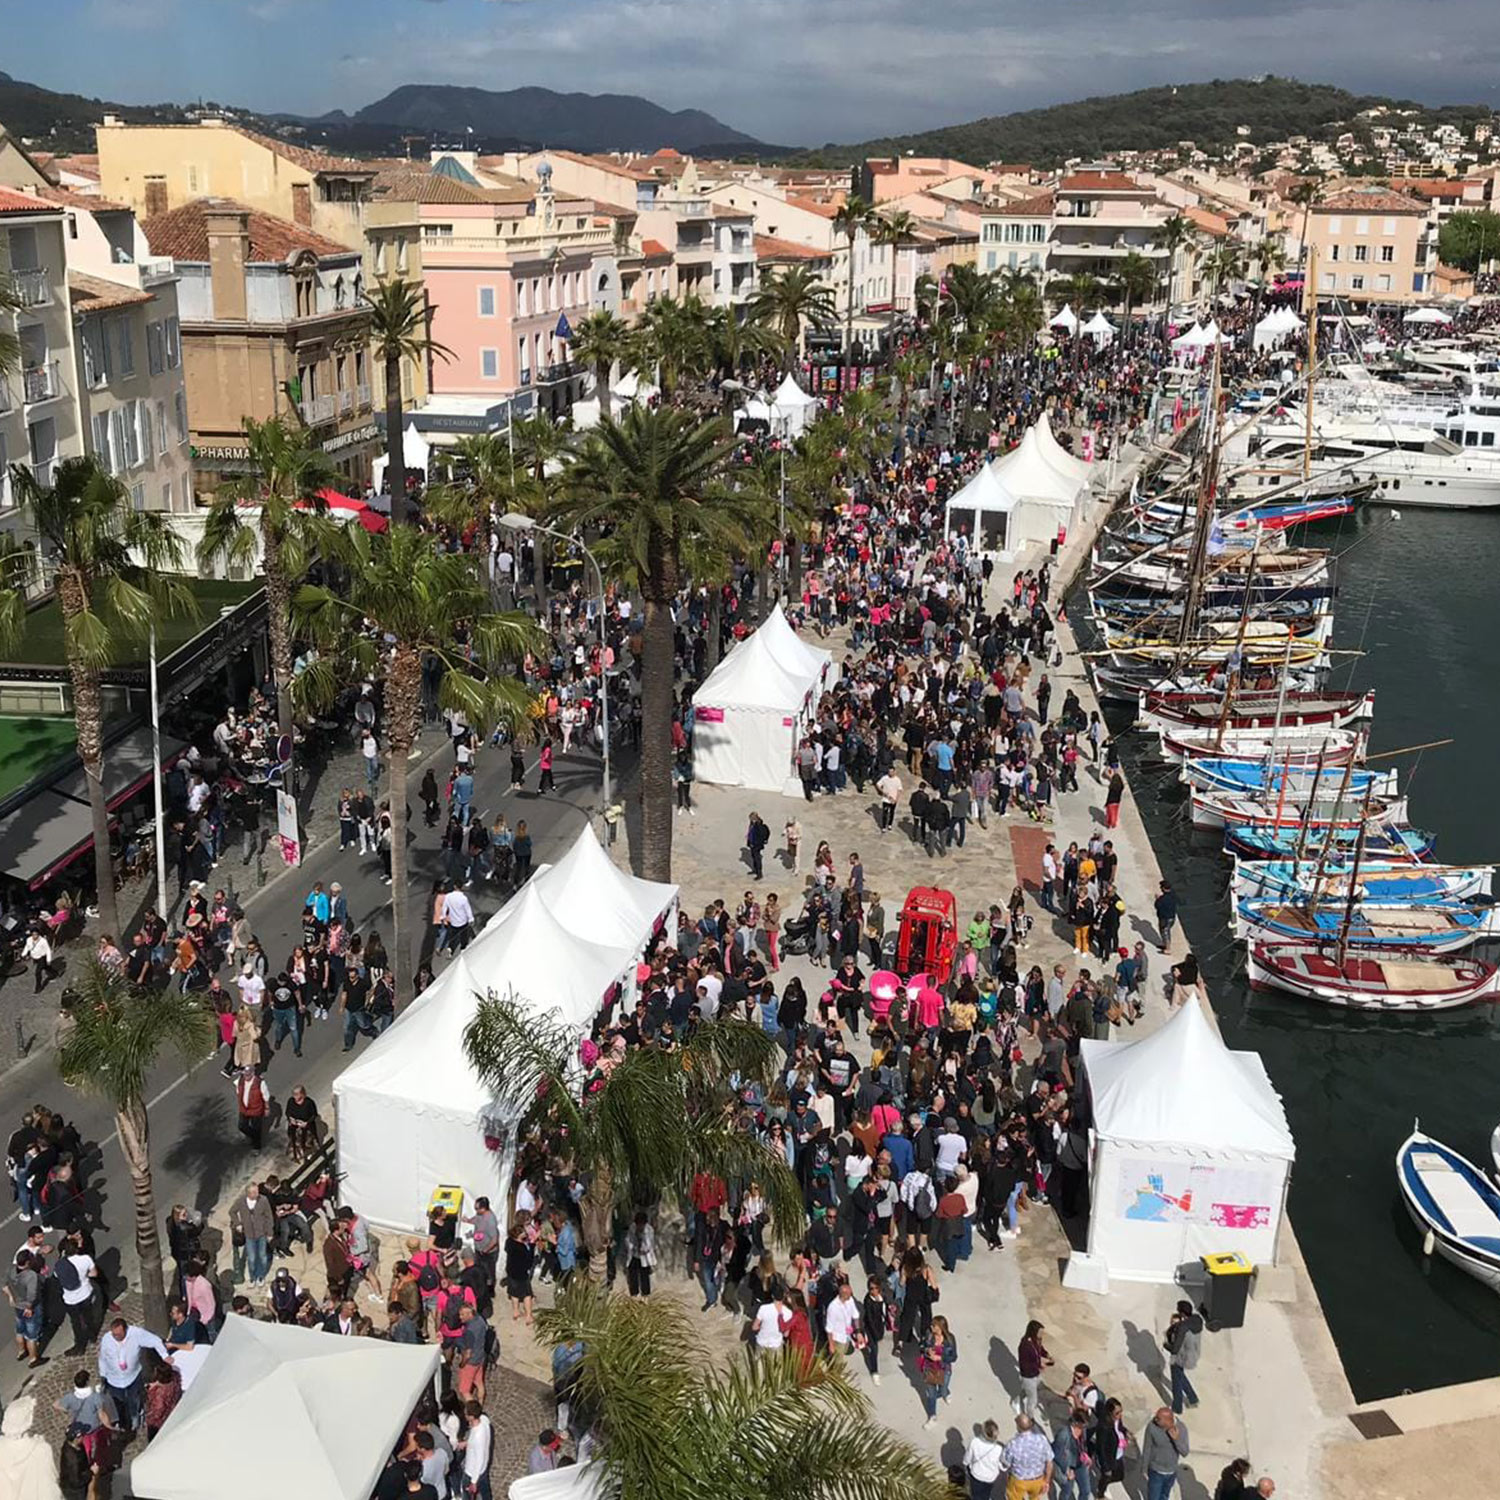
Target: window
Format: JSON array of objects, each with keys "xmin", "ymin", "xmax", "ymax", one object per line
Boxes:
[
  {"xmin": 1379, "ymin": 244, "xmax": 1395, "ymax": 263},
  {"xmin": 121, "ymin": 405, "xmax": 141, "ymax": 468},
  {"xmin": 518, "ymin": 337, "xmax": 529, "ymax": 381},
  {"xmin": 1376, "ymin": 274, "xmax": 1392, "ymax": 292},
  {"xmin": 478, "ymin": 286, "xmax": 496, "ymax": 317},
  {"xmin": 1328, "ymin": 244, "xmax": 1339, "ymax": 261},
  {"xmin": 1029, "ymin": 224, "xmax": 1046, "ymax": 243},
  {"xmin": 157, "ymin": 401, "xmax": 168, "ymax": 454},
  {"xmin": 517, "ymin": 280, "xmax": 528, "ymax": 315},
  {"xmin": 480, "ymin": 348, "xmax": 498, "ymax": 379},
  {"xmin": 1008, "ymin": 251, "xmax": 1018, "ymax": 270},
  {"xmin": 187, "ymin": 165, "xmax": 199, "ymax": 194},
  {"xmin": 1484, "ymin": 432, "xmax": 1496, "ymax": 447},
  {"xmin": 396, "ymin": 237, "xmax": 409, "ymax": 272},
  {"xmin": 115, "ymin": 319, "xmax": 135, "ymax": 376},
  {"xmin": 1353, "ymin": 244, "xmax": 1368, "ymax": 262},
  {"xmin": 333, "ymin": 276, "xmax": 346, "ymax": 309},
  {"xmin": 1350, "ymin": 274, "xmax": 1365, "ymax": 291},
  {"xmin": 147, "ymin": 321, "xmax": 165, "ymax": 375},
  {"xmin": 982, "ymin": 223, "xmax": 1001, "ymax": 243},
  {"xmin": 138, "ymin": 400, "xmax": 153, "ymax": 465},
  {"xmin": 175, "ymin": 390, "xmax": 188, "ymax": 444},
  {"xmin": 1327, "ymin": 216, "xmax": 1342, "ymax": 234},
  {"xmin": 1355, "ymin": 217, "xmax": 1369, "ymax": 235},
  {"xmin": 130, "ymin": 482, "xmax": 145, "ymax": 511},
  {"xmin": 985, "ymin": 251, "xmax": 997, "ymax": 270},
  {"xmin": 81, "ymin": 321, "xmax": 108, "ymax": 388},
  {"xmin": 165, "ymin": 317, "xmax": 180, "ymax": 368},
  {"xmin": 162, "ymin": 480, "xmax": 173, "ymax": 511},
  {"xmin": 1383, "ymin": 218, "xmax": 1397, "ymax": 234},
  {"xmin": 92, "ymin": 411, "xmax": 112, "ymax": 472},
  {"xmin": 1319, "ymin": 271, "xmax": 1336, "ymax": 292}
]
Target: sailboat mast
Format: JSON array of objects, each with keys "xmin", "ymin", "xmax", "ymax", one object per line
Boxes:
[
  {"xmin": 1177, "ymin": 344, "xmax": 1223, "ymax": 649},
  {"xmin": 1303, "ymin": 245, "xmax": 1318, "ymax": 483},
  {"xmin": 1334, "ymin": 784, "xmax": 1374, "ymax": 969},
  {"xmin": 1309, "ymin": 750, "xmax": 1357, "ymax": 903}
]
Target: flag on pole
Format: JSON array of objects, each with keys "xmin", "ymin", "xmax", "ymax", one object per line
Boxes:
[{"xmin": 555, "ymin": 314, "xmax": 573, "ymax": 341}]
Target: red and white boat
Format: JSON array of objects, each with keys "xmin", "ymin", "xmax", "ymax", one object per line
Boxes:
[
  {"xmin": 1191, "ymin": 788, "xmax": 1406, "ymax": 832},
  {"xmin": 1138, "ymin": 688, "xmax": 1374, "ymax": 736},
  {"xmin": 1247, "ymin": 943, "xmax": 1500, "ymax": 1011},
  {"xmin": 1157, "ymin": 724, "xmax": 1364, "ymax": 768}
]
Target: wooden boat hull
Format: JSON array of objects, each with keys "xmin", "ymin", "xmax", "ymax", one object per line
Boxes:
[
  {"xmin": 1249, "ymin": 945, "xmax": 1500, "ymax": 1010},
  {"xmin": 1138, "ymin": 688, "xmax": 1375, "ymax": 734},
  {"xmin": 1235, "ymin": 896, "xmax": 1500, "ymax": 951},
  {"xmin": 1232, "ymin": 862, "xmax": 1494, "ymax": 906},
  {"xmin": 1224, "ymin": 823, "xmax": 1436, "ymax": 863},
  {"xmin": 1191, "ymin": 790, "xmax": 1407, "ymax": 832},
  {"xmin": 1157, "ymin": 726, "xmax": 1363, "ymax": 767},
  {"xmin": 1396, "ymin": 1129, "xmax": 1500, "ymax": 1290}
]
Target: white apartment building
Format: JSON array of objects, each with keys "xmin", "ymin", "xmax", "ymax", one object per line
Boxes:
[{"xmin": 978, "ymin": 192, "xmax": 1053, "ymax": 277}]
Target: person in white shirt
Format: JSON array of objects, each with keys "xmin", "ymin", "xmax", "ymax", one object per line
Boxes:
[
  {"xmin": 462, "ymin": 1403, "xmax": 494, "ymax": 1499},
  {"xmin": 97, "ymin": 1319, "xmax": 168, "ymax": 1434},
  {"xmin": 235, "ymin": 964, "xmax": 266, "ymax": 1008},
  {"xmin": 58, "ymin": 1242, "xmax": 100, "ymax": 1355},
  {"xmin": 751, "ymin": 1296, "xmax": 791, "ymax": 1357},
  {"xmin": 21, "ymin": 928, "xmax": 56, "ymax": 993},
  {"xmin": 935, "ymin": 1120, "xmax": 966, "ymax": 1178},
  {"xmin": 964, "ymin": 1419, "xmax": 1005, "ymax": 1496},
  {"xmin": 441, "ymin": 887, "xmax": 475, "ymax": 952},
  {"xmin": 823, "ymin": 1282, "xmax": 860, "ymax": 1354}
]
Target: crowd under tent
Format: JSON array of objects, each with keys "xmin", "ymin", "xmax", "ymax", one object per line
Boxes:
[
  {"xmin": 943, "ymin": 461, "xmax": 1016, "ymax": 555},
  {"xmin": 129, "ymin": 1317, "xmax": 440, "ymax": 1500},
  {"xmin": 371, "ymin": 420, "xmax": 431, "ymax": 496},
  {"xmin": 1067, "ymin": 1000, "xmax": 1296, "ymax": 1289},
  {"xmin": 334, "ymin": 827, "xmax": 676, "ymax": 1230},
  {"xmin": 1083, "ymin": 310, "xmax": 1116, "ymax": 345}
]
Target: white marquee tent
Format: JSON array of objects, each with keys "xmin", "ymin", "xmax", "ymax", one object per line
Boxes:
[
  {"xmin": 990, "ymin": 426, "xmax": 1090, "ymax": 550},
  {"xmin": 1083, "ymin": 310, "xmax": 1116, "ymax": 345},
  {"xmin": 1073, "ymin": 1000, "xmax": 1295, "ymax": 1285},
  {"xmin": 129, "ymin": 1317, "xmax": 439, "ymax": 1500},
  {"xmin": 772, "ymin": 373, "xmax": 819, "ymax": 435},
  {"xmin": 1252, "ymin": 307, "xmax": 1304, "ymax": 350},
  {"xmin": 1404, "ymin": 306, "xmax": 1452, "ymax": 325},
  {"xmin": 943, "ymin": 462, "xmax": 1015, "ymax": 554},
  {"xmin": 510, "ymin": 1463, "xmax": 613, "ymax": 1500},
  {"xmin": 1049, "ymin": 305, "xmax": 1078, "ymax": 331},
  {"xmin": 1033, "ymin": 411, "xmax": 1093, "ymax": 488},
  {"xmin": 692, "ymin": 612, "xmax": 831, "ymax": 792},
  {"xmin": 372, "ymin": 420, "xmax": 432, "ymax": 494},
  {"xmin": 334, "ymin": 829, "xmax": 676, "ymax": 1230}
]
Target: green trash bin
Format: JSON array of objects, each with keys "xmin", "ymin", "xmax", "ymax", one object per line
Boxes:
[{"xmin": 1200, "ymin": 1251, "xmax": 1254, "ymax": 1330}]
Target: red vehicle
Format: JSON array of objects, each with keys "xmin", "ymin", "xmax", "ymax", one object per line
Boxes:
[{"xmin": 895, "ymin": 887, "xmax": 958, "ymax": 985}]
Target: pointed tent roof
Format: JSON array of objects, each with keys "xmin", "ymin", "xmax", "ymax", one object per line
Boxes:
[
  {"xmin": 1049, "ymin": 305, "xmax": 1078, "ymax": 330},
  {"xmin": 944, "ymin": 460, "xmax": 1016, "ymax": 515},
  {"xmin": 528, "ymin": 824, "xmax": 677, "ymax": 951},
  {"xmin": 694, "ymin": 627, "xmax": 816, "ymax": 712},
  {"xmin": 758, "ymin": 602, "xmax": 832, "ymax": 681},
  {"xmin": 1083, "ymin": 310, "xmax": 1115, "ymax": 336},
  {"xmin": 431, "ymin": 154, "xmax": 481, "ymax": 185},
  {"xmin": 1080, "ymin": 999, "xmax": 1295, "ymax": 1161},
  {"xmin": 128, "ymin": 1316, "xmax": 439, "ymax": 1500},
  {"xmin": 773, "ymin": 373, "xmax": 817, "ymax": 410},
  {"xmin": 1034, "ymin": 411, "xmax": 1091, "ymax": 485},
  {"xmin": 992, "ymin": 427, "xmax": 1085, "ymax": 504},
  {"xmin": 1171, "ymin": 321, "xmax": 1206, "ymax": 349}
]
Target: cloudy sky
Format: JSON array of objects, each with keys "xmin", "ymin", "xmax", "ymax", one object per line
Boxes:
[{"xmin": 8, "ymin": 0, "xmax": 1498, "ymax": 145}]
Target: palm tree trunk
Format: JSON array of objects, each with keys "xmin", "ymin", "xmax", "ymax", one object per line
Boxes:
[
  {"xmin": 384, "ymin": 352, "xmax": 408, "ymax": 527},
  {"xmin": 262, "ymin": 531, "xmax": 295, "ymax": 743},
  {"xmin": 639, "ymin": 579, "xmax": 676, "ymax": 883},
  {"xmin": 597, "ymin": 359, "xmax": 612, "ymax": 423},
  {"xmin": 706, "ymin": 586, "xmax": 723, "ymax": 673},
  {"xmin": 789, "ymin": 529, "xmax": 804, "ymax": 598},
  {"xmin": 118, "ymin": 1096, "xmax": 168, "ymax": 1333},
  {"xmin": 581, "ymin": 1166, "xmax": 615, "ymax": 1280},
  {"xmin": 386, "ymin": 644, "xmax": 421, "ymax": 1008},
  {"xmin": 59, "ymin": 571, "xmax": 120, "ymax": 936},
  {"xmin": 844, "ymin": 233, "xmax": 856, "ymax": 361}
]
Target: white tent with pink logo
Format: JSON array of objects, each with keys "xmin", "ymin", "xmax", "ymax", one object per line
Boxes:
[{"xmin": 691, "ymin": 614, "xmax": 831, "ymax": 792}]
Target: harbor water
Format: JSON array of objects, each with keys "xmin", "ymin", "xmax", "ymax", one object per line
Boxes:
[{"xmin": 1091, "ymin": 504, "xmax": 1500, "ymax": 1403}]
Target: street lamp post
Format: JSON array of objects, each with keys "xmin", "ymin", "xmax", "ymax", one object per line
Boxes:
[
  {"xmin": 499, "ymin": 513, "xmax": 613, "ymax": 835},
  {"xmin": 148, "ymin": 624, "xmax": 169, "ymax": 918}
]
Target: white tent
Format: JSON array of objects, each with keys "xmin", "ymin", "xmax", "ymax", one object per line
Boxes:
[
  {"xmin": 1252, "ymin": 307, "xmax": 1303, "ymax": 350},
  {"xmin": 734, "ymin": 396, "xmax": 777, "ymax": 432},
  {"xmin": 1171, "ymin": 322, "xmax": 1206, "ymax": 351},
  {"xmin": 758, "ymin": 601, "xmax": 833, "ymax": 684},
  {"xmin": 510, "ymin": 1464, "xmax": 613, "ymax": 1500},
  {"xmin": 1034, "ymin": 411, "xmax": 1093, "ymax": 487},
  {"xmin": 372, "ymin": 421, "xmax": 432, "ymax": 493},
  {"xmin": 335, "ymin": 837, "xmax": 671, "ymax": 1229},
  {"xmin": 1083, "ymin": 310, "xmax": 1116, "ymax": 345},
  {"xmin": 771, "ymin": 374, "xmax": 819, "ymax": 435},
  {"xmin": 692, "ymin": 621, "xmax": 826, "ymax": 792},
  {"xmin": 943, "ymin": 462, "xmax": 1016, "ymax": 554},
  {"xmin": 614, "ymin": 369, "xmax": 661, "ymax": 404},
  {"xmin": 1076, "ymin": 1000, "xmax": 1295, "ymax": 1285},
  {"xmin": 1049, "ymin": 305, "xmax": 1078, "ymax": 331},
  {"xmin": 1404, "ymin": 306, "xmax": 1452, "ymax": 325},
  {"xmin": 129, "ymin": 1317, "xmax": 439, "ymax": 1500}
]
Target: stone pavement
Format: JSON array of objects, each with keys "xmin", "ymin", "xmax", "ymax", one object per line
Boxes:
[{"xmin": 613, "ymin": 440, "xmax": 1358, "ymax": 1498}]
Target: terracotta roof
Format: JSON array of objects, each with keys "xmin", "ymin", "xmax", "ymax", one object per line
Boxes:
[
  {"xmin": 711, "ymin": 204, "xmax": 751, "ymax": 220},
  {"xmin": 0, "ymin": 187, "xmax": 63, "ymax": 216},
  {"xmin": 55, "ymin": 154, "xmax": 101, "ymax": 180},
  {"xmin": 754, "ymin": 234, "xmax": 828, "ymax": 262},
  {"xmin": 232, "ymin": 127, "xmax": 373, "ymax": 175},
  {"xmin": 142, "ymin": 199, "xmax": 356, "ymax": 263},
  {"xmin": 786, "ymin": 195, "xmax": 840, "ymax": 219},
  {"xmin": 29, "ymin": 186, "xmax": 131, "ymax": 213},
  {"xmin": 1060, "ymin": 171, "xmax": 1141, "ymax": 193},
  {"xmin": 1184, "ymin": 205, "xmax": 1230, "ymax": 237},
  {"xmin": 68, "ymin": 270, "xmax": 154, "ymax": 313},
  {"xmin": 1315, "ymin": 188, "xmax": 1426, "ymax": 215},
  {"xmin": 1397, "ymin": 178, "xmax": 1469, "ymax": 201},
  {"xmin": 986, "ymin": 163, "xmax": 1032, "ymax": 175},
  {"xmin": 993, "ymin": 191, "xmax": 1054, "ymax": 217},
  {"xmin": 369, "ymin": 165, "xmax": 531, "ymax": 205},
  {"xmin": 650, "ymin": 147, "xmax": 684, "ymax": 160},
  {"xmin": 640, "ymin": 238, "xmax": 673, "ymax": 260}
]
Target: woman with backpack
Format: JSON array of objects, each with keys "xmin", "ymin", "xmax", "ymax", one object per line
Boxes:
[{"xmin": 917, "ymin": 1314, "xmax": 957, "ymax": 1428}]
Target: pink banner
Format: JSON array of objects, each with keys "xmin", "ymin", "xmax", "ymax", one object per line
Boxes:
[{"xmin": 697, "ymin": 706, "xmax": 725, "ymax": 723}]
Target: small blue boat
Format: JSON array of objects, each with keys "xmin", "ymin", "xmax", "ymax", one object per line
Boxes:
[
  {"xmin": 1233, "ymin": 860, "xmax": 1494, "ymax": 905},
  {"xmin": 1235, "ymin": 896, "xmax": 1500, "ymax": 952},
  {"xmin": 1185, "ymin": 758, "xmax": 1395, "ymax": 799},
  {"xmin": 1397, "ymin": 1126, "xmax": 1500, "ymax": 1292},
  {"xmin": 1223, "ymin": 823, "xmax": 1436, "ymax": 863}
]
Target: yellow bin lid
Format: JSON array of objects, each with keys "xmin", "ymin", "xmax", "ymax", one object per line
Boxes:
[{"xmin": 1202, "ymin": 1251, "xmax": 1253, "ymax": 1276}]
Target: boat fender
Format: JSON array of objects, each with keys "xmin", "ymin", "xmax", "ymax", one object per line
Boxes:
[{"xmin": 1422, "ymin": 1228, "xmax": 1436, "ymax": 1258}]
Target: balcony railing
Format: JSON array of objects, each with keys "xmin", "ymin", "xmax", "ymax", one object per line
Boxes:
[
  {"xmin": 139, "ymin": 256, "xmax": 176, "ymax": 285},
  {"xmin": 357, "ymin": 382, "xmax": 372, "ymax": 409},
  {"xmin": 336, "ymin": 389, "xmax": 354, "ymax": 415},
  {"xmin": 298, "ymin": 393, "xmax": 337, "ymax": 425},
  {"xmin": 22, "ymin": 361, "xmax": 61, "ymax": 404},
  {"xmin": 10, "ymin": 268, "xmax": 51, "ymax": 308},
  {"xmin": 519, "ymin": 369, "xmax": 532, "ymax": 388},
  {"xmin": 29, "ymin": 459, "xmax": 53, "ymax": 490}
]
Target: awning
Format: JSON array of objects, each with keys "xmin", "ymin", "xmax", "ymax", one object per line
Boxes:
[{"xmin": 0, "ymin": 725, "xmax": 188, "ymax": 889}]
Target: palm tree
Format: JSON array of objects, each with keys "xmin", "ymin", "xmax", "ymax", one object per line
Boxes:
[
  {"xmin": 707, "ymin": 306, "xmax": 779, "ymax": 388},
  {"xmin": 630, "ymin": 295, "xmax": 715, "ymax": 402},
  {"xmin": 1048, "ymin": 271, "xmax": 1103, "ymax": 370},
  {"xmin": 533, "ymin": 1281, "xmax": 947, "ymax": 1500},
  {"xmin": 1151, "ymin": 212, "xmax": 1197, "ymax": 323},
  {"xmin": 552, "ymin": 406, "xmax": 769, "ymax": 881},
  {"xmin": 747, "ymin": 266, "xmax": 835, "ymax": 372},
  {"xmin": 1113, "ymin": 251, "xmax": 1158, "ymax": 342},
  {"xmin": 363, "ymin": 277, "xmax": 453, "ymax": 526},
  {"xmin": 1202, "ymin": 240, "xmax": 1247, "ymax": 300},
  {"xmin": 422, "ymin": 432, "xmax": 521, "ymax": 608},
  {"xmin": 3, "ymin": 458, "xmax": 195, "ymax": 937},
  {"xmin": 569, "ymin": 309, "xmax": 629, "ymax": 423},
  {"xmin": 57, "ymin": 961, "xmax": 214, "ymax": 1333},
  {"xmin": 943, "ymin": 262, "xmax": 1000, "ymax": 331},
  {"xmin": 0, "ymin": 275, "xmax": 21, "ymax": 378},
  {"xmin": 508, "ymin": 412, "xmax": 573, "ymax": 607},
  {"xmin": 292, "ymin": 528, "xmax": 542, "ymax": 1005},
  {"xmin": 831, "ymin": 193, "xmax": 875, "ymax": 357},
  {"xmin": 464, "ymin": 1002, "xmax": 802, "ymax": 1276},
  {"xmin": 197, "ymin": 418, "xmax": 334, "ymax": 747},
  {"xmin": 996, "ymin": 269, "xmax": 1044, "ymax": 350},
  {"xmin": 872, "ymin": 209, "xmax": 917, "ymax": 355},
  {"xmin": 911, "ymin": 271, "xmax": 941, "ymax": 327},
  {"xmin": 1287, "ymin": 178, "xmax": 1322, "ymax": 274},
  {"xmin": 1248, "ymin": 237, "xmax": 1288, "ymax": 328}
]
